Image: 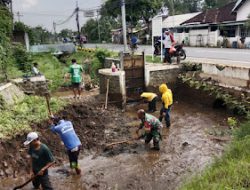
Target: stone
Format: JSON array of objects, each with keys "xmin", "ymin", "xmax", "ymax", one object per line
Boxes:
[{"xmin": 3, "ymin": 161, "xmax": 8, "ymax": 168}]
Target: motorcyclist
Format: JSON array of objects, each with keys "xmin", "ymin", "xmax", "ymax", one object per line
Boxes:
[
  {"xmin": 131, "ymin": 35, "xmax": 138, "ymax": 49},
  {"xmin": 162, "ymin": 29, "xmax": 175, "ymax": 64}
]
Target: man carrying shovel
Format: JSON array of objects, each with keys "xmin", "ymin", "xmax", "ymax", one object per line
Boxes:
[
  {"xmin": 136, "ymin": 109, "xmax": 163, "ymax": 150},
  {"xmin": 49, "ymin": 116, "xmax": 82, "ymax": 175},
  {"xmin": 23, "ymin": 132, "xmax": 54, "ymax": 190}
]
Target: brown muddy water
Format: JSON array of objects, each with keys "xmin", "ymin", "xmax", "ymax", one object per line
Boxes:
[{"xmin": 0, "ymin": 100, "xmax": 230, "ymax": 190}]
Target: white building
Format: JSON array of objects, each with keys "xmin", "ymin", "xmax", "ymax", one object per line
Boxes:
[{"xmin": 180, "ymin": 0, "xmax": 250, "ymax": 48}]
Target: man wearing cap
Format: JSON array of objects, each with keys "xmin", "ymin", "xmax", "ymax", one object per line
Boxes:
[
  {"xmin": 24, "ymin": 132, "xmax": 54, "ymax": 190},
  {"xmin": 49, "ymin": 116, "xmax": 82, "ymax": 175},
  {"xmin": 136, "ymin": 109, "xmax": 163, "ymax": 150},
  {"xmin": 162, "ymin": 29, "xmax": 175, "ymax": 64}
]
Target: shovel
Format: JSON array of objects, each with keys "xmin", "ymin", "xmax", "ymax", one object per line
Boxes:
[{"xmin": 13, "ymin": 162, "xmax": 54, "ymax": 190}]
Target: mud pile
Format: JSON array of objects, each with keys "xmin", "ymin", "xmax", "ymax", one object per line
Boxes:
[{"xmin": 0, "ymin": 101, "xmax": 133, "ymax": 179}]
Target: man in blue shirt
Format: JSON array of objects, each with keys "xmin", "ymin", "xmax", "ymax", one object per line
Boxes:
[{"xmin": 49, "ymin": 116, "xmax": 82, "ymax": 175}]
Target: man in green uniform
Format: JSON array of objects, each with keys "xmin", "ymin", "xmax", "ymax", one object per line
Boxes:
[
  {"xmin": 136, "ymin": 109, "xmax": 163, "ymax": 150},
  {"xmin": 24, "ymin": 132, "xmax": 54, "ymax": 190},
  {"xmin": 68, "ymin": 59, "xmax": 84, "ymax": 98}
]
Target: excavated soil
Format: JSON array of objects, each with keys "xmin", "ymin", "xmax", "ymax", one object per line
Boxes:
[
  {"xmin": 0, "ymin": 91, "xmax": 232, "ymax": 190},
  {"xmin": 0, "ymin": 94, "xmax": 134, "ymax": 179}
]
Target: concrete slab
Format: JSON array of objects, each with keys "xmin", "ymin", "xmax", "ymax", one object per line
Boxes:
[{"xmin": 0, "ymin": 83, "xmax": 25, "ymax": 105}]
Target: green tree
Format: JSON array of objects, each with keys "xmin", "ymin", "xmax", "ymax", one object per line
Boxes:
[
  {"xmin": 0, "ymin": 5, "xmax": 12, "ymax": 81},
  {"xmin": 58, "ymin": 29, "xmax": 74, "ymax": 39},
  {"xmin": 81, "ymin": 19, "xmax": 98, "ymax": 42},
  {"xmin": 203, "ymin": 0, "xmax": 234, "ymax": 9},
  {"xmin": 164, "ymin": 0, "xmax": 201, "ymax": 15},
  {"xmin": 101, "ymin": 0, "xmax": 162, "ymax": 29}
]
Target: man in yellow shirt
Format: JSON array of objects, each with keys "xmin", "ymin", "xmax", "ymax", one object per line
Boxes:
[
  {"xmin": 140, "ymin": 92, "xmax": 158, "ymax": 112},
  {"xmin": 159, "ymin": 84, "xmax": 173, "ymax": 128}
]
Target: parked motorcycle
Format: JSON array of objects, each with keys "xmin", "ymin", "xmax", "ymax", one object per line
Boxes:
[{"xmin": 154, "ymin": 40, "xmax": 186, "ymax": 60}]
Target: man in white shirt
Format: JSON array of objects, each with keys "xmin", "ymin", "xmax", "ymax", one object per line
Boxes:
[{"xmin": 162, "ymin": 29, "xmax": 175, "ymax": 64}]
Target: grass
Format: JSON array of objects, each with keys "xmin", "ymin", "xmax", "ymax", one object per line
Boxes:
[
  {"xmin": 32, "ymin": 53, "xmax": 69, "ymax": 91},
  {"xmin": 180, "ymin": 119, "xmax": 250, "ymax": 190},
  {"xmin": 145, "ymin": 55, "xmax": 162, "ymax": 63},
  {"xmin": 0, "ymin": 95, "xmax": 67, "ymax": 139}
]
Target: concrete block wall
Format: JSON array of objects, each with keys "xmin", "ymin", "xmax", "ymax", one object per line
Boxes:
[
  {"xmin": 12, "ymin": 76, "xmax": 49, "ymax": 96},
  {"xmin": 201, "ymin": 63, "xmax": 250, "ymax": 88},
  {"xmin": 145, "ymin": 65, "xmax": 181, "ymax": 91},
  {"xmin": 99, "ymin": 69, "xmax": 126, "ymax": 107}
]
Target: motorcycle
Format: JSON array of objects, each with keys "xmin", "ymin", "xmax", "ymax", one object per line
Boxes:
[{"xmin": 154, "ymin": 40, "xmax": 186, "ymax": 60}]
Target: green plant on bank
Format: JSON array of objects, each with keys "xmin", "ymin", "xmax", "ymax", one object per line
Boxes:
[
  {"xmin": 178, "ymin": 73, "xmax": 249, "ymax": 115},
  {"xmin": 227, "ymin": 117, "xmax": 238, "ymax": 129},
  {"xmin": 0, "ymin": 95, "xmax": 66, "ymax": 139},
  {"xmin": 32, "ymin": 53, "xmax": 69, "ymax": 91},
  {"xmin": 145, "ymin": 55, "xmax": 162, "ymax": 63},
  {"xmin": 181, "ymin": 120, "xmax": 250, "ymax": 190},
  {"xmin": 182, "ymin": 62, "xmax": 202, "ymax": 71},
  {"xmin": 12, "ymin": 43, "xmax": 33, "ymax": 73}
]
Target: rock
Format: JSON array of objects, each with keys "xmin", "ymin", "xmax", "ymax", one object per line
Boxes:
[
  {"xmin": 3, "ymin": 161, "xmax": 8, "ymax": 168},
  {"xmin": 182, "ymin": 142, "xmax": 189, "ymax": 147},
  {"xmin": 5, "ymin": 167, "xmax": 13, "ymax": 176},
  {"xmin": 0, "ymin": 170, "xmax": 4, "ymax": 176}
]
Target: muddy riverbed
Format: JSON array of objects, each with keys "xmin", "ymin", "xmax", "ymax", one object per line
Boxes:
[{"xmin": 0, "ymin": 94, "xmax": 231, "ymax": 190}]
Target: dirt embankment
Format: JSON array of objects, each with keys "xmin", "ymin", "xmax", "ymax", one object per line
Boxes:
[{"xmin": 0, "ymin": 99, "xmax": 133, "ymax": 179}]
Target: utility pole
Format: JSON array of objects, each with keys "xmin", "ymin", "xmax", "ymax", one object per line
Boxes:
[
  {"xmin": 53, "ymin": 22, "xmax": 57, "ymax": 42},
  {"xmin": 121, "ymin": 0, "xmax": 128, "ymax": 52},
  {"xmin": 96, "ymin": 10, "xmax": 101, "ymax": 43},
  {"xmin": 75, "ymin": 1, "xmax": 82, "ymax": 47},
  {"xmin": 17, "ymin": 11, "xmax": 23, "ymax": 22}
]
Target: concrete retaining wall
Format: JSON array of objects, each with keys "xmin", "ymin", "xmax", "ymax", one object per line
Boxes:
[
  {"xmin": 201, "ymin": 63, "xmax": 250, "ymax": 88},
  {"xmin": 12, "ymin": 76, "xmax": 49, "ymax": 96},
  {"xmin": 99, "ymin": 69, "xmax": 126, "ymax": 108},
  {"xmin": 145, "ymin": 65, "xmax": 181, "ymax": 91}
]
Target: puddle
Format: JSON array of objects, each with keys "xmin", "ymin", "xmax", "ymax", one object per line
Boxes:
[{"xmin": 0, "ymin": 101, "xmax": 230, "ymax": 190}]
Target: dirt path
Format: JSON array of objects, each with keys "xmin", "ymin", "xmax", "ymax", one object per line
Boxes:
[{"xmin": 0, "ymin": 98, "xmax": 230, "ymax": 190}]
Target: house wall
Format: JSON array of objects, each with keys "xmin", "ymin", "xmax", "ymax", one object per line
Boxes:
[
  {"xmin": 236, "ymin": 0, "xmax": 250, "ymax": 21},
  {"xmin": 188, "ymin": 29, "xmax": 218, "ymax": 46}
]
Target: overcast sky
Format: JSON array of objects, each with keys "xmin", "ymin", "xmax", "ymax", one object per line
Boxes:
[{"xmin": 13, "ymin": 0, "xmax": 104, "ymax": 32}]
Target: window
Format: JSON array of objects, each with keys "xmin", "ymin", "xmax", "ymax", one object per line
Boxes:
[
  {"xmin": 240, "ymin": 26, "xmax": 250, "ymax": 37},
  {"xmin": 219, "ymin": 26, "xmax": 236, "ymax": 37}
]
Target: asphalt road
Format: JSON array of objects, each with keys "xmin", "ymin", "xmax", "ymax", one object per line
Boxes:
[{"xmin": 85, "ymin": 43, "xmax": 250, "ymax": 63}]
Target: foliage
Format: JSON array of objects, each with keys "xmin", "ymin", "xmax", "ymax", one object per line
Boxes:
[
  {"xmin": 81, "ymin": 19, "xmax": 99, "ymax": 42},
  {"xmin": 95, "ymin": 48, "xmax": 111, "ymax": 64},
  {"xmin": 227, "ymin": 117, "xmax": 238, "ymax": 129},
  {"xmin": 203, "ymin": 0, "xmax": 234, "ymax": 9},
  {"xmin": 0, "ymin": 5, "xmax": 12, "ymax": 81},
  {"xmin": 145, "ymin": 55, "xmax": 162, "ymax": 63},
  {"xmin": 32, "ymin": 53, "xmax": 68, "ymax": 91},
  {"xmin": 182, "ymin": 62, "xmax": 202, "ymax": 71},
  {"xmin": 0, "ymin": 96, "xmax": 66, "ymax": 139},
  {"xmin": 179, "ymin": 73, "xmax": 249, "ymax": 115},
  {"xmin": 164, "ymin": 0, "xmax": 201, "ymax": 15},
  {"xmin": 12, "ymin": 43, "xmax": 32, "ymax": 72},
  {"xmin": 180, "ymin": 120, "xmax": 250, "ymax": 190},
  {"xmin": 101, "ymin": 0, "xmax": 162, "ymax": 28},
  {"xmin": 58, "ymin": 29, "xmax": 74, "ymax": 39}
]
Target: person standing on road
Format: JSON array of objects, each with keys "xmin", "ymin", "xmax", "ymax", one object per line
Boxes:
[
  {"xmin": 67, "ymin": 59, "xmax": 84, "ymax": 99},
  {"xmin": 162, "ymin": 29, "xmax": 175, "ymax": 64},
  {"xmin": 24, "ymin": 132, "xmax": 54, "ymax": 190},
  {"xmin": 136, "ymin": 109, "xmax": 163, "ymax": 150},
  {"xmin": 49, "ymin": 116, "xmax": 82, "ymax": 175},
  {"xmin": 159, "ymin": 83, "xmax": 173, "ymax": 128},
  {"xmin": 140, "ymin": 92, "xmax": 158, "ymax": 112}
]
